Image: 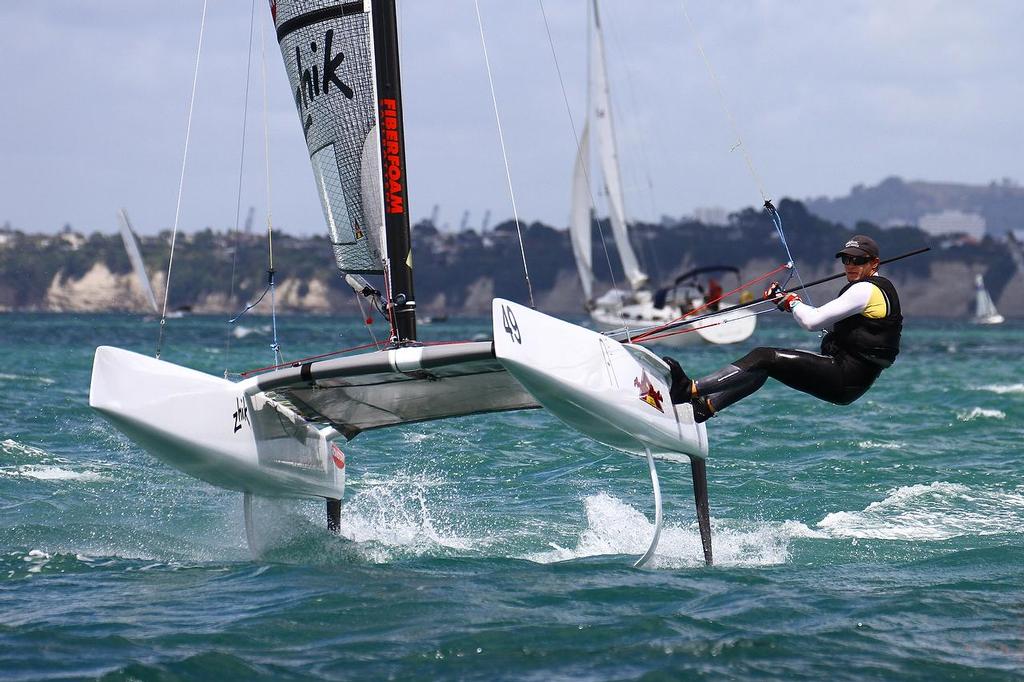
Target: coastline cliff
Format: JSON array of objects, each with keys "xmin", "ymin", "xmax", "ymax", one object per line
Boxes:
[{"xmin": 2, "ymin": 200, "xmax": 1018, "ymax": 318}]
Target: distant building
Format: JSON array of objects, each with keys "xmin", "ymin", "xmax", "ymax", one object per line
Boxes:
[
  {"xmin": 917, "ymin": 210, "xmax": 987, "ymax": 239},
  {"xmin": 60, "ymin": 232, "xmax": 86, "ymax": 250}
]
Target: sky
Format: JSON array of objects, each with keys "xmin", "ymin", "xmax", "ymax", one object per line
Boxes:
[{"xmin": 1, "ymin": 0, "xmax": 1021, "ymax": 236}]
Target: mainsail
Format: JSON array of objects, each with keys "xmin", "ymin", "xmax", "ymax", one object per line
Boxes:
[
  {"xmin": 272, "ymin": 0, "xmax": 385, "ymax": 276},
  {"xmin": 589, "ymin": 0, "xmax": 647, "ymax": 291},
  {"xmin": 569, "ymin": 122, "xmax": 594, "ymax": 301},
  {"xmin": 272, "ymin": 0, "xmax": 416, "ymax": 341}
]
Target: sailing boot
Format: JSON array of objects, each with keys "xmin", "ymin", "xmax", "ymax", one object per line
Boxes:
[
  {"xmin": 662, "ymin": 356, "xmax": 694, "ymax": 404},
  {"xmin": 690, "ymin": 396, "xmax": 716, "ymax": 424}
]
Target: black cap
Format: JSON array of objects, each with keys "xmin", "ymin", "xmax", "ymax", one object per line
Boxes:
[{"xmin": 835, "ymin": 234, "xmax": 880, "ymax": 260}]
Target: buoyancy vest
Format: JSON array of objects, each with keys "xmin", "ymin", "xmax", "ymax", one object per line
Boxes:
[{"xmin": 821, "ymin": 275, "xmax": 903, "ymax": 367}]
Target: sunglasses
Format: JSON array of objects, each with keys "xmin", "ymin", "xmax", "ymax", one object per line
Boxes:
[{"xmin": 840, "ymin": 254, "xmax": 872, "ymax": 266}]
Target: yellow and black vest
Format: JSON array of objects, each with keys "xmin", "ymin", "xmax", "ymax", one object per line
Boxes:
[{"xmin": 821, "ymin": 275, "xmax": 902, "ymax": 367}]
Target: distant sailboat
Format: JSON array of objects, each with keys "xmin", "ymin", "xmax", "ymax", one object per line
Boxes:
[
  {"xmin": 117, "ymin": 209, "xmax": 186, "ymax": 318},
  {"xmin": 117, "ymin": 209, "xmax": 159, "ymax": 315},
  {"xmin": 570, "ymin": 0, "xmax": 756, "ymax": 347},
  {"xmin": 972, "ymin": 273, "xmax": 1004, "ymax": 325}
]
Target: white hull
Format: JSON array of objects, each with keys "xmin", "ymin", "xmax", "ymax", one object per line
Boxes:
[
  {"xmin": 972, "ymin": 314, "xmax": 1005, "ymax": 325},
  {"xmin": 493, "ymin": 299, "xmax": 707, "ymax": 463},
  {"xmin": 90, "ymin": 346, "xmax": 344, "ymax": 500},
  {"xmin": 590, "ymin": 302, "xmax": 757, "ymax": 347}
]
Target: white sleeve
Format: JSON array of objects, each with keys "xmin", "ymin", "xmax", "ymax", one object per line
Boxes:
[{"xmin": 790, "ymin": 282, "xmax": 873, "ymax": 331}]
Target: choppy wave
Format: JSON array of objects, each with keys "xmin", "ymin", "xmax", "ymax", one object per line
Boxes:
[
  {"xmin": 976, "ymin": 383, "xmax": 1024, "ymax": 395},
  {"xmin": 1, "ymin": 439, "xmax": 51, "ymax": 458},
  {"xmin": 857, "ymin": 440, "xmax": 903, "ymax": 450},
  {"xmin": 0, "ymin": 465, "xmax": 107, "ymax": 482},
  {"xmin": 957, "ymin": 407, "xmax": 1006, "ymax": 421},
  {"xmin": 817, "ymin": 481, "xmax": 1024, "ymax": 540},
  {"xmin": 0, "ymin": 373, "xmax": 55, "ymax": 385},
  {"xmin": 526, "ymin": 493, "xmax": 792, "ymax": 568},
  {"xmin": 247, "ymin": 471, "xmax": 475, "ymax": 563}
]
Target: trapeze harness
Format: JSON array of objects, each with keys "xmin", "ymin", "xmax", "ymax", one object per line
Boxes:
[{"xmin": 684, "ymin": 275, "xmax": 902, "ymax": 417}]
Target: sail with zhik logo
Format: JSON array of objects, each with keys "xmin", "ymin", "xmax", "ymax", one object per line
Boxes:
[{"xmin": 272, "ymin": 0, "xmax": 385, "ymax": 275}]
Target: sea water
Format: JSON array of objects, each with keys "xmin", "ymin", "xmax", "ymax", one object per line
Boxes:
[{"xmin": 1, "ymin": 313, "xmax": 1022, "ymax": 680}]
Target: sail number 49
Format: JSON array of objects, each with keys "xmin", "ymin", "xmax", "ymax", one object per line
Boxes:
[{"xmin": 501, "ymin": 305, "xmax": 522, "ymax": 344}]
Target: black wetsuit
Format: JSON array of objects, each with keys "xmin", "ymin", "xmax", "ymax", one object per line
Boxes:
[{"xmin": 678, "ymin": 276, "xmax": 902, "ymax": 417}]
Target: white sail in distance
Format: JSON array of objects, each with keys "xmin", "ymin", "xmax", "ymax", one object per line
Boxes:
[
  {"xmin": 590, "ymin": 1, "xmax": 647, "ymax": 291},
  {"xmin": 569, "ymin": 122, "xmax": 594, "ymax": 301},
  {"xmin": 117, "ymin": 209, "xmax": 158, "ymax": 314},
  {"xmin": 973, "ymin": 273, "xmax": 1004, "ymax": 324},
  {"xmin": 272, "ymin": 0, "xmax": 386, "ymax": 275}
]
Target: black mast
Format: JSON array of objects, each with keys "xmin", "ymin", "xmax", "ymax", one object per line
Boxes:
[{"xmin": 371, "ymin": 0, "xmax": 416, "ymax": 343}]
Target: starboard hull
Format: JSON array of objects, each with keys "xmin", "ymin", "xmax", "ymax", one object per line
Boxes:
[{"xmin": 493, "ymin": 299, "xmax": 708, "ymax": 462}]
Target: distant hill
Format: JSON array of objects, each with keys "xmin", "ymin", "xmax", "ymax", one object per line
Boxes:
[
  {"xmin": 1, "ymin": 199, "xmax": 1019, "ymax": 318},
  {"xmin": 805, "ymin": 176, "xmax": 1024, "ymax": 236}
]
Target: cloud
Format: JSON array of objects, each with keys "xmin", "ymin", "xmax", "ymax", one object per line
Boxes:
[{"xmin": 1, "ymin": 0, "xmax": 1021, "ymax": 236}]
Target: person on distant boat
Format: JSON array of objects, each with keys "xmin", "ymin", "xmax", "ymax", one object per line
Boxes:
[
  {"xmin": 705, "ymin": 277, "xmax": 723, "ymax": 312},
  {"xmin": 664, "ymin": 234, "xmax": 902, "ymax": 423}
]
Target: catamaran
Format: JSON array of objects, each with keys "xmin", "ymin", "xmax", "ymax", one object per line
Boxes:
[
  {"xmin": 89, "ymin": 0, "xmax": 714, "ymax": 567},
  {"xmin": 569, "ymin": 0, "xmax": 756, "ymax": 347}
]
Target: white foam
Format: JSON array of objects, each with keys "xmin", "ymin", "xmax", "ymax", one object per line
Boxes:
[
  {"xmin": 0, "ymin": 465, "xmax": 107, "ymax": 482},
  {"xmin": 241, "ymin": 472, "xmax": 476, "ymax": 562},
  {"xmin": 402, "ymin": 432, "xmax": 430, "ymax": 444},
  {"xmin": 957, "ymin": 407, "xmax": 1006, "ymax": 421},
  {"xmin": 525, "ymin": 493, "xmax": 794, "ymax": 568},
  {"xmin": 338, "ymin": 477, "xmax": 474, "ymax": 562},
  {"xmin": 976, "ymin": 383, "xmax": 1024, "ymax": 395},
  {"xmin": 22, "ymin": 549, "xmax": 52, "ymax": 574},
  {"xmin": 1, "ymin": 439, "xmax": 51, "ymax": 458},
  {"xmin": 0, "ymin": 373, "xmax": 55, "ymax": 385},
  {"xmin": 817, "ymin": 481, "xmax": 1024, "ymax": 540},
  {"xmin": 857, "ymin": 440, "xmax": 903, "ymax": 450}
]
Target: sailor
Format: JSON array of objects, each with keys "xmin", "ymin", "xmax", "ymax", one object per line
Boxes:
[
  {"xmin": 705, "ymin": 277, "xmax": 723, "ymax": 312},
  {"xmin": 665, "ymin": 234, "xmax": 902, "ymax": 423}
]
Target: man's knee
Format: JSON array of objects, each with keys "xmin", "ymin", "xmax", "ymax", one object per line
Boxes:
[{"xmin": 736, "ymin": 346, "xmax": 777, "ymax": 370}]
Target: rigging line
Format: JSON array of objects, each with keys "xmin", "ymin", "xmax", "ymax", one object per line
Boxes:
[
  {"xmin": 765, "ymin": 200, "xmax": 812, "ymax": 303},
  {"xmin": 353, "ymin": 292, "xmax": 380, "ymax": 347},
  {"xmin": 626, "ymin": 262, "xmax": 786, "ymax": 342},
  {"xmin": 473, "ymin": 0, "xmax": 536, "ymax": 309},
  {"xmin": 676, "ymin": 0, "xmax": 768, "ymax": 203},
  {"xmin": 224, "ymin": 0, "xmax": 259, "ymax": 375},
  {"xmin": 537, "ymin": 0, "xmax": 633, "ymax": 339},
  {"xmin": 239, "ymin": 339, "xmax": 385, "ymax": 377},
  {"xmin": 636, "ymin": 306, "xmax": 774, "ymax": 343},
  {"xmin": 259, "ymin": 7, "xmax": 283, "ymax": 363},
  {"xmin": 676, "ymin": 2, "xmax": 812, "ymax": 303},
  {"xmin": 156, "ymin": 0, "xmax": 208, "ymax": 360},
  {"xmin": 595, "ymin": 0, "xmax": 659, "ymax": 224}
]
